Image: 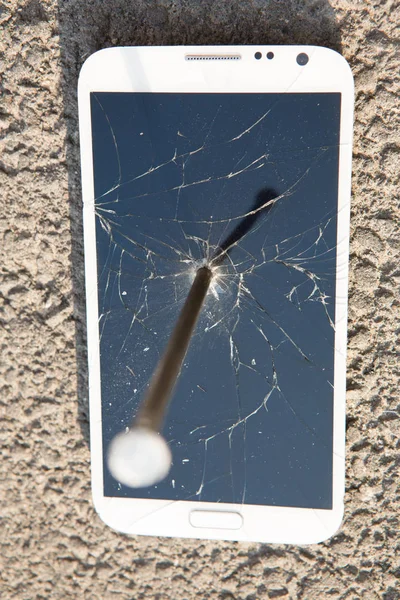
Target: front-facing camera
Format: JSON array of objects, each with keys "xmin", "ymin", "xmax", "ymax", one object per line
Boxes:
[
  {"xmin": 296, "ymin": 53, "xmax": 309, "ymax": 66},
  {"xmin": 254, "ymin": 52, "xmax": 262, "ymax": 60}
]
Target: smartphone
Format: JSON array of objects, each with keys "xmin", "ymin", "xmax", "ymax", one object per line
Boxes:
[{"xmin": 78, "ymin": 46, "xmax": 354, "ymax": 543}]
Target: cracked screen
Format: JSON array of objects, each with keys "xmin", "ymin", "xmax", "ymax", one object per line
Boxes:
[{"xmin": 91, "ymin": 91, "xmax": 341, "ymax": 509}]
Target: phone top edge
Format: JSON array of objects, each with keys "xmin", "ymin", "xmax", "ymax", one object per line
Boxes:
[{"xmin": 78, "ymin": 45, "xmax": 354, "ymax": 98}]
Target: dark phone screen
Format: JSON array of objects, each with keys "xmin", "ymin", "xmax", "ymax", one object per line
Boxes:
[{"xmin": 91, "ymin": 92, "xmax": 341, "ymax": 509}]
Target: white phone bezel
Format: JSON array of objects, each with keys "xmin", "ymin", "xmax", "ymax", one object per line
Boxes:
[{"xmin": 78, "ymin": 45, "xmax": 354, "ymax": 544}]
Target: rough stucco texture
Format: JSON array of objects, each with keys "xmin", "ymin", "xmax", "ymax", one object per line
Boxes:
[{"xmin": 1, "ymin": 0, "xmax": 399, "ymax": 598}]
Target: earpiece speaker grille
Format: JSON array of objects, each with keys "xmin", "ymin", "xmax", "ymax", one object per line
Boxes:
[{"xmin": 185, "ymin": 55, "xmax": 241, "ymax": 61}]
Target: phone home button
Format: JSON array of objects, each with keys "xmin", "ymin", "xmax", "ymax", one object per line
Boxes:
[{"xmin": 189, "ymin": 510, "xmax": 243, "ymax": 530}]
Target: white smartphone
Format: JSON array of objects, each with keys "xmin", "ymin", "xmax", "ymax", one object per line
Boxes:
[{"xmin": 78, "ymin": 46, "xmax": 354, "ymax": 544}]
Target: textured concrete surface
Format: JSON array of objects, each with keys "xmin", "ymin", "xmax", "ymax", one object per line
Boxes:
[{"xmin": 1, "ymin": 0, "xmax": 399, "ymax": 598}]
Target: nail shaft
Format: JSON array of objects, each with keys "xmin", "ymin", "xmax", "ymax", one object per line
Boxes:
[{"xmin": 134, "ymin": 266, "xmax": 213, "ymax": 432}]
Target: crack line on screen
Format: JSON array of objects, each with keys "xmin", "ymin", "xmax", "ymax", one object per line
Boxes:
[{"xmin": 93, "ymin": 94, "xmax": 344, "ymax": 507}]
